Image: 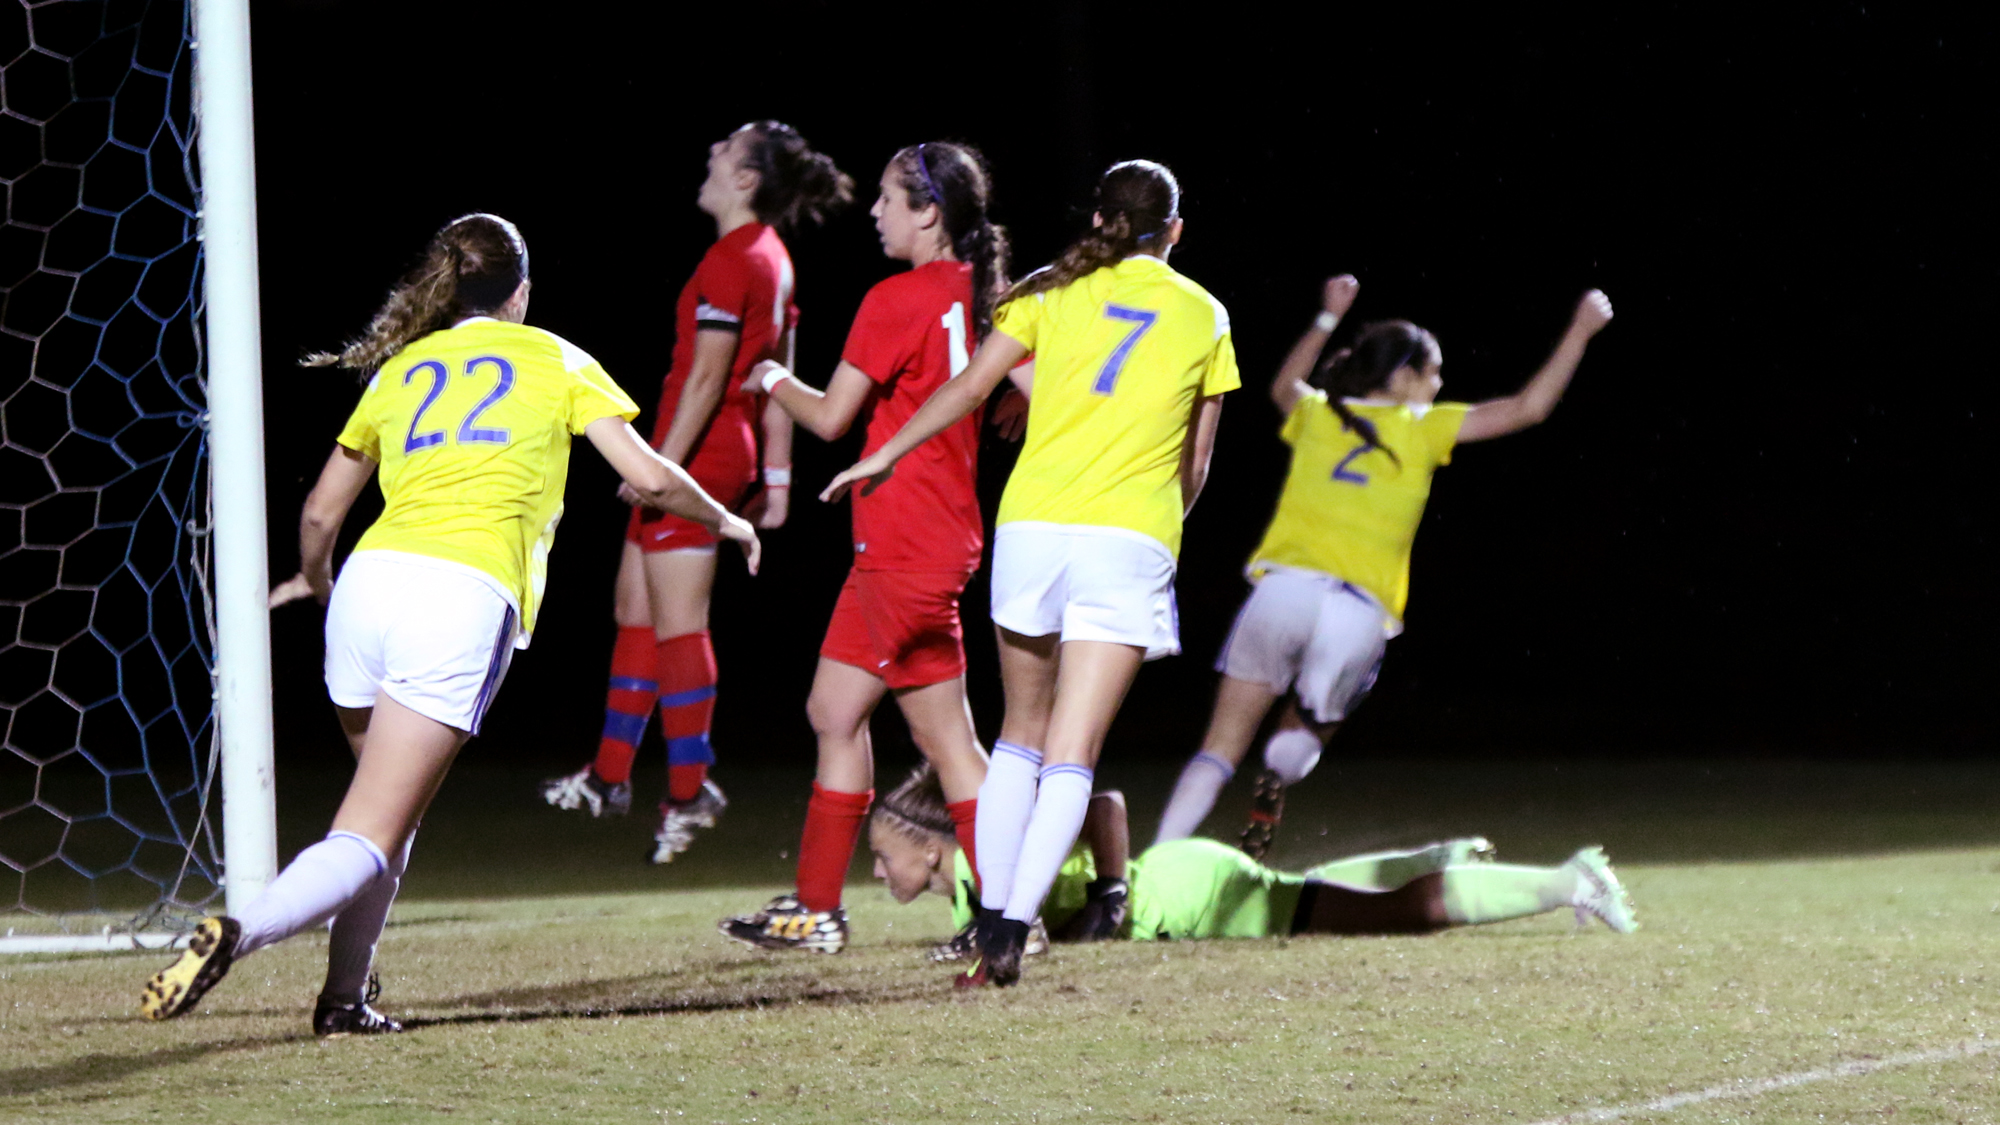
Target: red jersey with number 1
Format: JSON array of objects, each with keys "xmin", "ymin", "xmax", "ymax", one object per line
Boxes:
[
  {"xmin": 649, "ymin": 221, "xmax": 797, "ymax": 492},
  {"xmin": 840, "ymin": 260, "xmax": 984, "ymax": 574}
]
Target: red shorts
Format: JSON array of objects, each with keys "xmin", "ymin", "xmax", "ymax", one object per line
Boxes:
[
  {"xmin": 626, "ymin": 430, "xmax": 756, "ymax": 552},
  {"xmin": 819, "ymin": 568, "xmax": 971, "ymax": 689}
]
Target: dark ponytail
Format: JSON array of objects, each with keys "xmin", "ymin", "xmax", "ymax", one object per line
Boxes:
[
  {"xmin": 891, "ymin": 141, "xmax": 1011, "ymax": 338},
  {"xmin": 1311, "ymin": 320, "xmax": 1441, "ymax": 468},
  {"xmin": 304, "ymin": 213, "xmax": 529, "ymax": 379},
  {"xmin": 738, "ymin": 120, "xmax": 854, "ymax": 232},
  {"xmin": 1006, "ymin": 159, "xmax": 1178, "ymax": 301},
  {"xmin": 873, "ymin": 764, "xmax": 955, "ymax": 847}
]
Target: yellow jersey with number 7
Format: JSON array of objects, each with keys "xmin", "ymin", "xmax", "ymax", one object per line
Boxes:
[
  {"xmin": 1248, "ymin": 391, "xmax": 1469, "ymax": 625},
  {"xmin": 335, "ymin": 317, "xmax": 640, "ymax": 646},
  {"xmin": 991, "ymin": 255, "xmax": 1239, "ymax": 557}
]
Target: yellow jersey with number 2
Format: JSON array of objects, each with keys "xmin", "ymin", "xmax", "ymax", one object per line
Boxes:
[
  {"xmin": 336, "ymin": 317, "xmax": 640, "ymax": 647},
  {"xmin": 1248, "ymin": 392, "xmax": 1470, "ymax": 626},
  {"xmin": 991, "ymin": 255, "xmax": 1240, "ymax": 558}
]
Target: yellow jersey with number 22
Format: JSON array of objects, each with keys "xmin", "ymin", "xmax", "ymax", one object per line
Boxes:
[
  {"xmin": 1248, "ymin": 392, "xmax": 1469, "ymax": 626},
  {"xmin": 991, "ymin": 255, "xmax": 1240, "ymax": 558},
  {"xmin": 336, "ymin": 317, "xmax": 640, "ymax": 647}
]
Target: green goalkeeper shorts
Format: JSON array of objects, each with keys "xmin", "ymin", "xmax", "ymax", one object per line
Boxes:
[{"xmin": 1127, "ymin": 838, "xmax": 1307, "ymax": 940}]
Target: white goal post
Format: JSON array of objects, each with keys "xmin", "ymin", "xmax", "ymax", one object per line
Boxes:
[{"xmin": 192, "ymin": 0, "xmax": 278, "ymax": 915}]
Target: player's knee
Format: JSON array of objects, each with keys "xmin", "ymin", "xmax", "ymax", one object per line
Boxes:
[
  {"xmin": 806, "ymin": 688, "xmax": 866, "ymax": 744},
  {"xmin": 1263, "ymin": 727, "xmax": 1323, "ymax": 785}
]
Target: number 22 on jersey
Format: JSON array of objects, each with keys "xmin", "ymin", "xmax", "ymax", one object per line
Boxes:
[{"xmin": 403, "ymin": 355, "xmax": 515, "ymax": 454}]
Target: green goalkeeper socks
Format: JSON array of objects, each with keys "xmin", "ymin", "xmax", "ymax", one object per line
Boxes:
[
  {"xmin": 1303, "ymin": 840, "xmax": 1463, "ymax": 890},
  {"xmin": 1439, "ymin": 864, "xmax": 1576, "ymax": 926}
]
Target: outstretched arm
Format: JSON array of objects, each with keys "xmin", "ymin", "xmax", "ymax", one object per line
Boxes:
[
  {"xmin": 587, "ymin": 417, "xmax": 761, "ymax": 574},
  {"xmin": 270, "ymin": 445, "xmax": 377, "ymax": 608},
  {"xmin": 820, "ymin": 331, "xmax": 1030, "ymax": 502},
  {"xmin": 1271, "ymin": 275, "xmax": 1359, "ymax": 416},
  {"xmin": 1457, "ymin": 290, "xmax": 1614, "ymax": 443}
]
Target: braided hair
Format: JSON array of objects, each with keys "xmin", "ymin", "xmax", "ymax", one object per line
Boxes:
[
  {"xmin": 872, "ymin": 764, "xmax": 955, "ymax": 847},
  {"xmin": 890, "ymin": 141, "xmax": 1011, "ymax": 338},
  {"xmin": 1006, "ymin": 159, "xmax": 1178, "ymax": 301},
  {"xmin": 1309, "ymin": 320, "xmax": 1442, "ymax": 468},
  {"xmin": 304, "ymin": 213, "xmax": 528, "ymax": 379}
]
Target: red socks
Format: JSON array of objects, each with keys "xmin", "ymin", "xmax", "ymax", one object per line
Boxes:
[
  {"xmin": 796, "ymin": 784, "xmax": 873, "ymax": 912},
  {"xmin": 658, "ymin": 631, "xmax": 718, "ymax": 803},
  {"xmin": 947, "ymin": 798, "xmax": 979, "ymax": 888},
  {"xmin": 592, "ymin": 626, "xmax": 658, "ymax": 784}
]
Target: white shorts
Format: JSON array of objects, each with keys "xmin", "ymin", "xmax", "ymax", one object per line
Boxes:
[
  {"xmin": 1214, "ymin": 566, "xmax": 1388, "ymax": 724},
  {"xmin": 324, "ymin": 551, "xmax": 519, "ymax": 734},
  {"xmin": 990, "ymin": 522, "xmax": 1179, "ymax": 661}
]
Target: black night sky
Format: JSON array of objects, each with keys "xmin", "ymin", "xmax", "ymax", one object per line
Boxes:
[{"xmin": 251, "ymin": 3, "xmax": 1995, "ymax": 771}]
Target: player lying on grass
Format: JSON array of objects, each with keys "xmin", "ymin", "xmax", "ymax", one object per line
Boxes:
[
  {"xmin": 716, "ymin": 142, "xmax": 1012, "ymax": 954},
  {"xmin": 869, "ymin": 766, "xmax": 1636, "ymax": 951},
  {"xmin": 139, "ymin": 214, "xmax": 757, "ymax": 1035},
  {"xmin": 1156, "ymin": 279, "xmax": 1615, "ymax": 858},
  {"xmin": 541, "ymin": 122, "xmax": 850, "ymax": 865}
]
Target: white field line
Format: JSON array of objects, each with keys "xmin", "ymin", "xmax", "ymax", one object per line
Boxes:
[{"xmin": 1519, "ymin": 1037, "xmax": 1996, "ymax": 1124}]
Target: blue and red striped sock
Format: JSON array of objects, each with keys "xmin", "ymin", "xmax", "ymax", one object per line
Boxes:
[
  {"xmin": 591, "ymin": 626, "xmax": 657, "ymax": 785},
  {"xmin": 657, "ymin": 630, "xmax": 717, "ymax": 803}
]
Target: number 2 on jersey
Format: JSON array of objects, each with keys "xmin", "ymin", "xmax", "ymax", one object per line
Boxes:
[
  {"xmin": 402, "ymin": 355, "xmax": 515, "ymax": 454},
  {"xmin": 1094, "ymin": 305, "xmax": 1158, "ymax": 395},
  {"xmin": 1331, "ymin": 444, "xmax": 1370, "ymax": 485}
]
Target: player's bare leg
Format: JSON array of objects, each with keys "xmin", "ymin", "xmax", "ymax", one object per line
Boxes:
[
  {"xmin": 643, "ymin": 548, "xmax": 725, "ymax": 863},
  {"xmin": 1156, "ymin": 674, "xmax": 1281, "ymax": 845}
]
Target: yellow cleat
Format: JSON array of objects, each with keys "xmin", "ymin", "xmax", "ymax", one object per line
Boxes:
[{"xmin": 139, "ymin": 916, "xmax": 240, "ymax": 1021}]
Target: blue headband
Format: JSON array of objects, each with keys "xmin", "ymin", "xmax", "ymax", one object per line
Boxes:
[{"xmin": 915, "ymin": 143, "xmax": 945, "ymax": 207}]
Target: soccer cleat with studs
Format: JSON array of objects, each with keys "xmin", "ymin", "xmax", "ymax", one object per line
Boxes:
[
  {"xmin": 717, "ymin": 893, "xmax": 849, "ymax": 953},
  {"xmin": 1440, "ymin": 836, "xmax": 1498, "ymax": 867},
  {"xmin": 140, "ymin": 916, "xmax": 240, "ymax": 1021},
  {"xmin": 313, "ymin": 997, "xmax": 404, "ymax": 1037},
  {"xmin": 1238, "ymin": 768, "xmax": 1287, "ymax": 861},
  {"xmin": 932, "ymin": 917, "xmax": 1048, "ymax": 962},
  {"xmin": 1566, "ymin": 845, "xmax": 1638, "ymax": 933},
  {"xmin": 649, "ymin": 779, "xmax": 727, "ymax": 864},
  {"xmin": 540, "ymin": 765, "xmax": 632, "ymax": 819}
]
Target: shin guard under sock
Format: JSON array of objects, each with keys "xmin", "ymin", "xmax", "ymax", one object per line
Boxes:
[
  {"xmin": 234, "ymin": 831, "xmax": 387, "ymax": 958},
  {"xmin": 795, "ymin": 784, "xmax": 872, "ymax": 912},
  {"xmin": 321, "ymin": 831, "xmax": 414, "ymax": 1004},
  {"xmin": 657, "ymin": 631, "xmax": 717, "ymax": 802},
  {"xmin": 975, "ymin": 742, "xmax": 1041, "ymax": 913},
  {"xmin": 1003, "ymin": 764, "xmax": 1094, "ymax": 924},
  {"xmin": 592, "ymin": 626, "xmax": 659, "ymax": 785}
]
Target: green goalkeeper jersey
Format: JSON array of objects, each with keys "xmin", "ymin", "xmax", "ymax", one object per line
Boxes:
[{"xmin": 947, "ymin": 838, "xmax": 1305, "ymax": 942}]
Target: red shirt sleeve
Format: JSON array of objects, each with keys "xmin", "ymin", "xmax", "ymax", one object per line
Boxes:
[
  {"xmin": 839, "ymin": 280, "xmax": 917, "ymax": 386},
  {"xmin": 694, "ymin": 247, "xmax": 754, "ymax": 334}
]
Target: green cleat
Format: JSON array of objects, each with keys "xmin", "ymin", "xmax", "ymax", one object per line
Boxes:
[{"xmin": 1566, "ymin": 846, "xmax": 1638, "ymax": 933}]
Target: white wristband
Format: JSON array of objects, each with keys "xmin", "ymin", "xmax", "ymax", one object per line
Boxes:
[
  {"xmin": 1313, "ymin": 311, "xmax": 1340, "ymax": 333},
  {"xmin": 759, "ymin": 366, "xmax": 795, "ymax": 394},
  {"xmin": 762, "ymin": 466, "xmax": 792, "ymax": 488}
]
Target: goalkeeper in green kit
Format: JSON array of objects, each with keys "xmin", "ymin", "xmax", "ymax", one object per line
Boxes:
[{"xmin": 864, "ymin": 766, "xmax": 1636, "ymax": 956}]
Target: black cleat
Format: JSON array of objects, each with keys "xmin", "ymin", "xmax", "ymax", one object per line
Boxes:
[
  {"xmin": 982, "ymin": 917, "xmax": 1032, "ymax": 987},
  {"xmin": 313, "ymin": 998, "xmax": 404, "ymax": 1037}
]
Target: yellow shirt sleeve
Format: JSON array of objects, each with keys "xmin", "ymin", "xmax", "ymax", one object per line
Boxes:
[
  {"xmin": 992, "ymin": 291, "xmax": 1043, "ymax": 352},
  {"xmin": 566, "ymin": 360, "xmax": 641, "ymax": 435},
  {"xmin": 1416, "ymin": 402, "xmax": 1471, "ymax": 469},
  {"xmin": 1279, "ymin": 388, "xmax": 1325, "ymax": 447},
  {"xmin": 334, "ymin": 375, "xmax": 382, "ymax": 460},
  {"xmin": 1200, "ymin": 330, "xmax": 1241, "ymax": 396}
]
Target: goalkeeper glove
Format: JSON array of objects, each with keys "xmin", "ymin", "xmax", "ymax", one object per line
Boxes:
[{"xmin": 1055, "ymin": 876, "xmax": 1129, "ymax": 942}]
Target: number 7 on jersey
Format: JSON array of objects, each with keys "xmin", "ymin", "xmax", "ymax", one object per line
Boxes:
[{"xmin": 1094, "ymin": 305, "xmax": 1158, "ymax": 395}]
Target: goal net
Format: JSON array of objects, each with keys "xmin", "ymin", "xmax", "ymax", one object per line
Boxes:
[{"xmin": 1, "ymin": 0, "xmax": 223, "ymax": 946}]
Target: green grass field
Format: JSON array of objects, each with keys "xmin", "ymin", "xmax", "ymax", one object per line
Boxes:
[{"xmin": 5, "ymin": 759, "xmax": 1999, "ymax": 1123}]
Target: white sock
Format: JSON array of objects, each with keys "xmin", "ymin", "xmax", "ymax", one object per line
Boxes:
[
  {"xmin": 1262, "ymin": 728, "xmax": 1323, "ymax": 785},
  {"xmin": 234, "ymin": 831, "xmax": 387, "ymax": 958},
  {"xmin": 320, "ymin": 831, "xmax": 414, "ymax": 1005},
  {"xmin": 1003, "ymin": 764, "xmax": 1094, "ymax": 923},
  {"xmin": 976, "ymin": 742, "xmax": 1042, "ymax": 912},
  {"xmin": 1154, "ymin": 751, "xmax": 1235, "ymax": 845}
]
